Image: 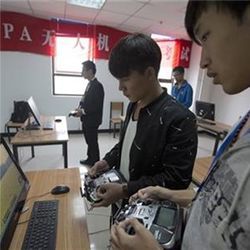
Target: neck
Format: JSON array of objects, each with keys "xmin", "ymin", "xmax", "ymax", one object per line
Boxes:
[
  {"xmin": 88, "ymin": 76, "xmax": 95, "ymax": 81},
  {"xmin": 138, "ymin": 82, "xmax": 163, "ymax": 108},
  {"xmin": 177, "ymin": 79, "xmax": 185, "ymax": 86}
]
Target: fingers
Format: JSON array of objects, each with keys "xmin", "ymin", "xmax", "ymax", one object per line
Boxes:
[
  {"xmin": 129, "ymin": 192, "xmax": 138, "ymax": 203},
  {"xmin": 129, "ymin": 188, "xmax": 150, "ymax": 203},
  {"xmin": 116, "ymin": 218, "xmax": 142, "ymax": 236},
  {"xmin": 88, "ymin": 160, "xmax": 109, "ymax": 177},
  {"xmin": 110, "ymin": 224, "xmax": 121, "ymax": 249},
  {"xmin": 91, "ymin": 200, "xmax": 106, "ymax": 208}
]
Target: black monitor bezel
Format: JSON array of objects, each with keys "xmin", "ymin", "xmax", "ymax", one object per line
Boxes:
[
  {"xmin": 195, "ymin": 100, "xmax": 215, "ymax": 121},
  {"xmin": 0, "ymin": 136, "xmax": 30, "ymax": 250},
  {"xmin": 27, "ymin": 96, "xmax": 41, "ymax": 126}
]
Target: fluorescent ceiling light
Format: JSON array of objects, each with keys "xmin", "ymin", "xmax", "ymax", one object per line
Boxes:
[
  {"xmin": 151, "ymin": 33, "xmax": 174, "ymax": 40},
  {"xmin": 67, "ymin": 0, "xmax": 106, "ymax": 9}
]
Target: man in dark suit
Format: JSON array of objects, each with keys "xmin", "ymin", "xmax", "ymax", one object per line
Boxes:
[{"xmin": 75, "ymin": 60, "xmax": 104, "ymax": 166}]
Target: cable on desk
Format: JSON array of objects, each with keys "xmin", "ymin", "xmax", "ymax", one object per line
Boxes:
[
  {"xmin": 18, "ymin": 219, "xmax": 30, "ymax": 225},
  {"xmin": 21, "ymin": 206, "xmax": 30, "ymax": 214},
  {"xmin": 17, "ymin": 192, "xmax": 51, "ymax": 225},
  {"xmin": 25, "ymin": 191, "xmax": 50, "ymax": 202},
  {"xmin": 88, "ymin": 228, "xmax": 110, "ymax": 236}
]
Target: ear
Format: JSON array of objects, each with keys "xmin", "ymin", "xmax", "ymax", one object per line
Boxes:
[{"xmin": 145, "ymin": 66, "xmax": 156, "ymax": 80}]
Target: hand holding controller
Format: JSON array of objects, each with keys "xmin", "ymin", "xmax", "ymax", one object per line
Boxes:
[
  {"xmin": 82, "ymin": 168, "xmax": 127, "ymax": 204},
  {"xmin": 114, "ymin": 199, "xmax": 183, "ymax": 249}
]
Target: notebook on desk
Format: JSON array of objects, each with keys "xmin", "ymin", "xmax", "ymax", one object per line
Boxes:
[
  {"xmin": 0, "ymin": 137, "xmax": 30, "ymax": 250},
  {"xmin": 26, "ymin": 96, "xmax": 54, "ymax": 130}
]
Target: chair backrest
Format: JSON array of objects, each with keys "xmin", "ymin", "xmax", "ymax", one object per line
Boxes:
[{"xmin": 110, "ymin": 102, "xmax": 124, "ymax": 119}]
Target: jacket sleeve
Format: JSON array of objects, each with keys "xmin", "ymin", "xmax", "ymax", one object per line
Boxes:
[
  {"xmin": 103, "ymin": 142, "xmax": 121, "ymax": 168},
  {"xmin": 183, "ymin": 85, "xmax": 193, "ymax": 108},
  {"xmin": 127, "ymin": 112, "xmax": 198, "ymax": 196}
]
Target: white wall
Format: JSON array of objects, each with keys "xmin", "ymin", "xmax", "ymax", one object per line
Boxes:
[
  {"xmin": 185, "ymin": 43, "xmax": 202, "ymax": 112},
  {"xmin": 208, "ymin": 80, "xmax": 250, "ymax": 125},
  {"xmin": 195, "ymin": 61, "xmax": 250, "ymax": 125},
  {"xmin": 183, "ymin": 43, "xmax": 250, "ymax": 126},
  {"xmin": 1, "ymin": 49, "xmax": 249, "ymax": 132},
  {"xmin": 0, "ymin": 51, "xmax": 128, "ymax": 132}
]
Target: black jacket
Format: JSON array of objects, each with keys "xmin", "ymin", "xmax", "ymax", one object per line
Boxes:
[
  {"xmin": 80, "ymin": 78, "xmax": 104, "ymax": 127},
  {"xmin": 104, "ymin": 90, "xmax": 198, "ymax": 196}
]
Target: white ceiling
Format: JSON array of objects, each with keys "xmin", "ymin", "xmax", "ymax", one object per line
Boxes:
[{"xmin": 0, "ymin": 0, "xmax": 190, "ymax": 40}]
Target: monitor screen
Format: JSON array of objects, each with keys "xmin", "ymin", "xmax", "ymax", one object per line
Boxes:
[
  {"xmin": 195, "ymin": 100, "xmax": 215, "ymax": 121},
  {"xmin": 0, "ymin": 137, "xmax": 30, "ymax": 250},
  {"xmin": 27, "ymin": 96, "xmax": 41, "ymax": 126}
]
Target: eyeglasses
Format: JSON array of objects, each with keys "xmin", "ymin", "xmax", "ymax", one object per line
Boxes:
[{"xmin": 172, "ymin": 73, "xmax": 182, "ymax": 77}]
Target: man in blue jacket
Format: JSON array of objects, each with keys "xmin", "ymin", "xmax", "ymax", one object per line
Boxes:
[{"xmin": 171, "ymin": 66, "xmax": 193, "ymax": 108}]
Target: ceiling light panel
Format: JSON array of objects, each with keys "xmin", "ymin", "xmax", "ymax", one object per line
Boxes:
[{"xmin": 67, "ymin": 0, "xmax": 106, "ymax": 9}]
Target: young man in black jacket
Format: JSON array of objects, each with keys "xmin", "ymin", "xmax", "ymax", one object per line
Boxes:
[
  {"xmin": 75, "ymin": 60, "xmax": 104, "ymax": 166},
  {"xmin": 89, "ymin": 33, "xmax": 197, "ymax": 207}
]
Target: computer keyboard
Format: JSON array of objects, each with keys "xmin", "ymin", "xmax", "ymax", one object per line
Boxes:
[{"xmin": 21, "ymin": 200, "xmax": 59, "ymax": 250}]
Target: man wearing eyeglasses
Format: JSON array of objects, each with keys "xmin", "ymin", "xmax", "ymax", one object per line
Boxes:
[{"xmin": 171, "ymin": 66, "xmax": 193, "ymax": 108}]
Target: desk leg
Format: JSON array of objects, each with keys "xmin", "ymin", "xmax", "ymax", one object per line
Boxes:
[
  {"xmin": 31, "ymin": 146, "xmax": 35, "ymax": 158},
  {"xmin": 213, "ymin": 133, "xmax": 221, "ymax": 156},
  {"xmin": 13, "ymin": 145, "xmax": 19, "ymax": 163},
  {"xmin": 63, "ymin": 142, "xmax": 68, "ymax": 168}
]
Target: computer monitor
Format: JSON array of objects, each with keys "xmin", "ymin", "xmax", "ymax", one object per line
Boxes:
[
  {"xmin": 0, "ymin": 137, "xmax": 30, "ymax": 250},
  {"xmin": 27, "ymin": 96, "xmax": 41, "ymax": 126},
  {"xmin": 195, "ymin": 100, "xmax": 215, "ymax": 121}
]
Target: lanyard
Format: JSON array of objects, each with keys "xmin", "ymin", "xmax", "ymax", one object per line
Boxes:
[{"xmin": 194, "ymin": 110, "xmax": 250, "ymax": 198}]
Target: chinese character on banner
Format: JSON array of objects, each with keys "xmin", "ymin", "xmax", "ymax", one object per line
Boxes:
[
  {"xmin": 181, "ymin": 46, "xmax": 190, "ymax": 62},
  {"xmin": 97, "ymin": 33, "xmax": 109, "ymax": 52},
  {"xmin": 156, "ymin": 39, "xmax": 192, "ymax": 68},
  {"xmin": 94, "ymin": 25, "xmax": 129, "ymax": 59},
  {"xmin": 156, "ymin": 40, "xmax": 176, "ymax": 67},
  {"xmin": 174, "ymin": 40, "xmax": 192, "ymax": 68},
  {"xmin": 42, "ymin": 29, "xmax": 55, "ymax": 47},
  {"xmin": 73, "ymin": 33, "xmax": 85, "ymax": 49}
]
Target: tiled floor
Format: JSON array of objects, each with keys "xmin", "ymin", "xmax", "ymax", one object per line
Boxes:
[{"xmin": 7, "ymin": 132, "xmax": 216, "ymax": 250}]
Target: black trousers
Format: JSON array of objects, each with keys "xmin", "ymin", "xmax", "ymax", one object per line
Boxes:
[{"xmin": 82, "ymin": 123, "xmax": 100, "ymax": 163}]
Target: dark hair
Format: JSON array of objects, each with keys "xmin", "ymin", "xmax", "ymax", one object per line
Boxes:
[
  {"xmin": 82, "ymin": 60, "xmax": 96, "ymax": 75},
  {"xmin": 173, "ymin": 66, "xmax": 185, "ymax": 74},
  {"xmin": 109, "ymin": 33, "xmax": 162, "ymax": 78},
  {"xmin": 185, "ymin": 1, "xmax": 250, "ymax": 44}
]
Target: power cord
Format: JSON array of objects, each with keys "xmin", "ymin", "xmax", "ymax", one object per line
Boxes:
[
  {"xmin": 25, "ymin": 191, "xmax": 50, "ymax": 202},
  {"xmin": 17, "ymin": 191, "xmax": 51, "ymax": 225}
]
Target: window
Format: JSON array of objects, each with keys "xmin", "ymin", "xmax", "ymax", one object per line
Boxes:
[
  {"xmin": 53, "ymin": 36, "xmax": 92, "ymax": 95},
  {"xmin": 152, "ymin": 34, "xmax": 173, "ymax": 94},
  {"xmin": 158, "ymin": 62, "xmax": 173, "ymax": 94}
]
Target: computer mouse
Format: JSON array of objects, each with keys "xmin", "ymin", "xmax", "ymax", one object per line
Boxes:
[
  {"xmin": 51, "ymin": 185, "xmax": 70, "ymax": 195},
  {"xmin": 54, "ymin": 119, "xmax": 62, "ymax": 122}
]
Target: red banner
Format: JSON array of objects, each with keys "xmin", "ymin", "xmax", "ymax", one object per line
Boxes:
[
  {"xmin": 157, "ymin": 39, "xmax": 192, "ymax": 68},
  {"xmin": 1, "ymin": 12, "xmax": 55, "ymax": 55},
  {"xmin": 173, "ymin": 39, "xmax": 192, "ymax": 68},
  {"xmin": 1, "ymin": 11, "xmax": 192, "ymax": 67},
  {"xmin": 0, "ymin": 11, "xmax": 129, "ymax": 59}
]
